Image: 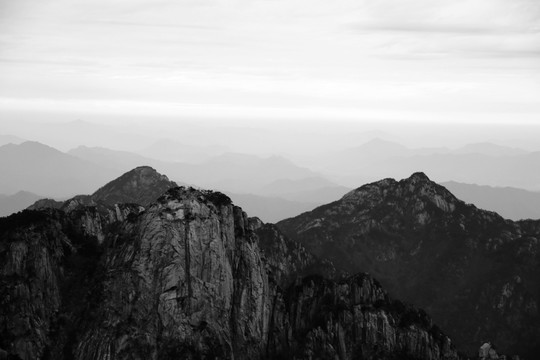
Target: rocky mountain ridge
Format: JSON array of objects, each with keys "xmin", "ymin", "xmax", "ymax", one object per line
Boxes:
[
  {"xmin": 0, "ymin": 167, "xmax": 460, "ymax": 360},
  {"xmin": 278, "ymin": 172, "xmax": 540, "ymax": 358}
]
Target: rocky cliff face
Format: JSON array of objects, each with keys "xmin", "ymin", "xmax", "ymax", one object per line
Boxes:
[
  {"xmin": 278, "ymin": 172, "xmax": 540, "ymax": 358},
  {"xmin": 0, "ymin": 169, "xmax": 461, "ymax": 360},
  {"xmin": 269, "ymin": 273, "xmax": 457, "ymax": 360}
]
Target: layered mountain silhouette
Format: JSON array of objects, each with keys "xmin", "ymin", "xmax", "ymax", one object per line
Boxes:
[
  {"xmin": 68, "ymin": 145, "xmax": 328, "ymax": 194},
  {"xmin": 318, "ymin": 139, "xmax": 540, "ymax": 191},
  {"xmin": 67, "ymin": 144, "xmax": 348, "ymax": 222},
  {"xmin": 7, "ymin": 139, "xmax": 540, "ymax": 222},
  {"xmin": 0, "ymin": 142, "xmax": 121, "ymax": 197},
  {"xmin": 441, "ymin": 181, "xmax": 540, "ymax": 221},
  {"xmin": 0, "ymin": 134, "xmax": 25, "ymax": 147},
  {"xmin": 278, "ymin": 172, "xmax": 540, "ymax": 357},
  {"xmin": 0, "ymin": 167, "xmax": 461, "ymax": 360},
  {"xmin": 0, "ymin": 191, "xmax": 42, "ymax": 217},
  {"xmin": 139, "ymin": 138, "xmax": 229, "ymax": 163}
]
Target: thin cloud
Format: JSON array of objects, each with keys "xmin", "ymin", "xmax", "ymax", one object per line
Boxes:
[
  {"xmin": 0, "ymin": 57, "xmax": 99, "ymax": 67},
  {"xmin": 0, "ymin": 0, "xmax": 538, "ymax": 126},
  {"xmin": 349, "ymin": 23, "xmax": 539, "ymax": 35},
  {"xmin": 84, "ymin": 19, "xmax": 220, "ymax": 31}
]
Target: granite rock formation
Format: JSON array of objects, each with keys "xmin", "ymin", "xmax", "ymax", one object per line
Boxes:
[
  {"xmin": 278, "ymin": 172, "xmax": 540, "ymax": 358},
  {"xmin": 0, "ymin": 168, "xmax": 460, "ymax": 360}
]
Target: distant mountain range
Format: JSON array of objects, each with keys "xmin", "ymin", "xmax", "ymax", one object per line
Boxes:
[
  {"xmin": 69, "ymin": 146, "xmax": 352, "ymax": 222},
  {"xmin": 139, "ymin": 138, "xmax": 229, "ymax": 163},
  {"xmin": 316, "ymin": 138, "xmax": 540, "ymax": 191},
  {"xmin": 68, "ymin": 145, "xmax": 328, "ymax": 193},
  {"xmin": 3, "ymin": 139, "xmax": 540, "ymax": 222},
  {"xmin": 0, "ymin": 141, "xmax": 348, "ymax": 221},
  {"xmin": 0, "ymin": 191, "xmax": 42, "ymax": 217},
  {"xmin": 0, "ymin": 142, "xmax": 121, "ymax": 197},
  {"xmin": 441, "ymin": 181, "xmax": 540, "ymax": 221},
  {"xmin": 0, "ymin": 134, "xmax": 26, "ymax": 147}
]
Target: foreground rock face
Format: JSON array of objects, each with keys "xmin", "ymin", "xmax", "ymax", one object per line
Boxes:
[
  {"xmin": 278, "ymin": 172, "xmax": 540, "ymax": 358},
  {"xmin": 73, "ymin": 187, "xmax": 272, "ymax": 360},
  {"xmin": 0, "ymin": 170, "xmax": 460, "ymax": 360}
]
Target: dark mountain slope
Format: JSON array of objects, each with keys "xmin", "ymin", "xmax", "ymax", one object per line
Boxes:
[
  {"xmin": 0, "ymin": 169, "xmax": 460, "ymax": 360},
  {"xmin": 277, "ymin": 172, "xmax": 540, "ymax": 357}
]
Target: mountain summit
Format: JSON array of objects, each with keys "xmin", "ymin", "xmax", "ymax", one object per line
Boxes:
[
  {"xmin": 91, "ymin": 165, "xmax": 177, "ymax": 206},
  {"xmin": 28, "ymin": 166, "xmax": 178, "ymax": 220},
  {"xmin": 278, "ymin": 172, "xmax": 540, "ymax": 357}
]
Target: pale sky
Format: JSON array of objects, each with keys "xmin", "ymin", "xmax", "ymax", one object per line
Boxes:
[{"xmin": 1, "ymin": 0, "xmax": 539, "ymax": 124}]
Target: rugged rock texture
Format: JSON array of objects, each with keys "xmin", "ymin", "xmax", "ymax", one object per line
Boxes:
[
  {"xmin": 278, "ymin": 172, "xmax": 540, "ymax": 358},
  {"xmin": 0, "ymin": 169, "xmax": 461, "ymax": 360},
  {"xmin": 72, "ymin": 187, "xmax": 276, "ymax": 360},
  {"xmin": 268, "ymin": 274, "xmax": 458, "ymax": 360}
]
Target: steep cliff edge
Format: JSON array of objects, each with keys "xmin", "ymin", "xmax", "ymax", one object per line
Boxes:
[
  {"xmin": 0, "ymin": 169, "xmax": 461, "ymax": 360},
  {"xmin": 278, "ymin": 172, "xmax": 540, "ymax": 357}
]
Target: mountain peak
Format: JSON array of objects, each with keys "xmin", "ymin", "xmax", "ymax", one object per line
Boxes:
[
  {"xmin": 340, "ymin": 172, "xmax": 457, "ymax": 215},
  {"xmin": 277, "ymin": 172, "xmax": 539, "ymax": 357},
  {"xmin": 91, "ymin": 166, "xmax": 177, "ymax": 206},
  {"xmin": 407, "ymin": 171, "xmax": 431, "ymax": 182}
]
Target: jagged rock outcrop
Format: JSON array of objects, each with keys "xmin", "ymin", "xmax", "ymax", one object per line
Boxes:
[
  {"xmin": 0, "ymin": 169, "xmax": 461, "ymax": 360},
  {"xmin": 269, "ymin": 274, "xmax": 457, "ymax": 360},
  {"xmin": 278, "ymin": 172, "xmax": 540, "ymax": 358}
]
